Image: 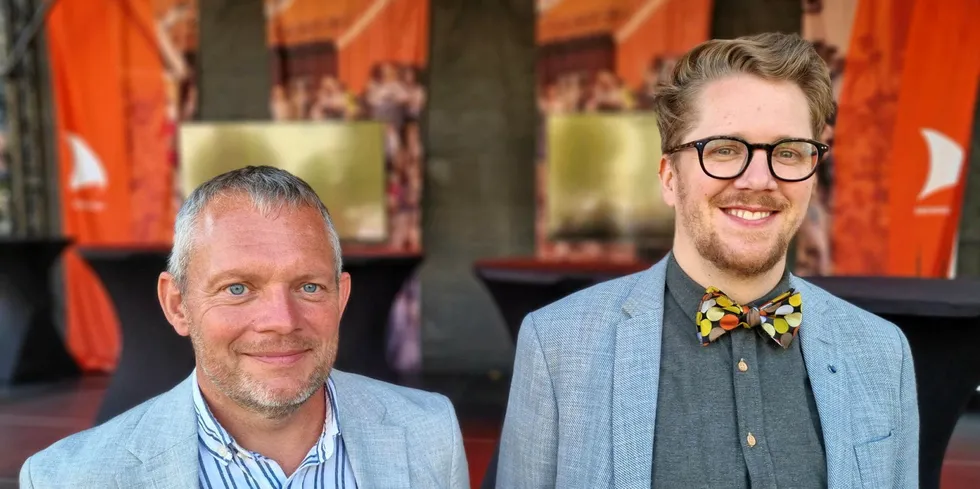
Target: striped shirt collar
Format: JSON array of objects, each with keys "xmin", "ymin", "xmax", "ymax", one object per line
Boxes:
[{"xmin": 192, "ymin": 371, "xmax": 341, "ymax": 468}]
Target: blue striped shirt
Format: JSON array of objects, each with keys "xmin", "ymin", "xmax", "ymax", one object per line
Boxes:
[{"xmin": 193, "ymin": 374, "xmax": 358, "ymax": 489}]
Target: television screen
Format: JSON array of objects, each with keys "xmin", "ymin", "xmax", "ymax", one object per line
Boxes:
[
  {"xmin": 178, "ymin": 121, "xmax": 388, "ymax": 243},
  {"xmin": 546, "ymin": 113, "xmax": 675, "ymax": 246}
]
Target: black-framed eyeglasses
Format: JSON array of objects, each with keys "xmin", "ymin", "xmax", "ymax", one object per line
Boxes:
[{"xmin": 664, "ymin": 136, "xmax": 828, "ymax": 182}]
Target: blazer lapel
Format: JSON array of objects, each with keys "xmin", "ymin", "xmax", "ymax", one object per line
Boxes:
[
  {"xmin": 332, "ymin": 372, "xmax": 411, "ymax": 489},
  {"xmin": 118, "ymin": 375, "xmax": 199, "ymax": 489},
  {"xmin": 794, "ymin": 278, "xmax": 853, "ymax": 488},
  {"xmin": 612, "ymin": 259, "xmax": 668, "ymax": 489},
  {"xmin": 120, "ymin": 438, "xmax": 199, "ymax": 489}
]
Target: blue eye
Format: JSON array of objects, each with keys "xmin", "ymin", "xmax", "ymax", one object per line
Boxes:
[
  {"xmin": 302, "ymin": 284, "xmax": 320, "ymax": 293},
  {"xmin": 227, "ymin": 284, "xmax": 247, "ymax": 296}
]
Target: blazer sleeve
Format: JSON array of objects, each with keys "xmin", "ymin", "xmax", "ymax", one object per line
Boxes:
[
  {"xmin": 19, "ymin": 455, "xmax": 36, "ymax": 489},
  {"xmin": 895, "ymin": 331, "xmax": 919, "ymax": 488},
  {"xmin": 443, "ymin": 395, "xmax": 470, "ymax": 489},
  {"xmin": 496, "ymin": 314, "xmax": 558, "ymax": 488}
]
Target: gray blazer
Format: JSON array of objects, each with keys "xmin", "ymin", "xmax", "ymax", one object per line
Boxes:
[
  {"xmin": 20, "ymin": 370, "xmax": 469, "ymax": 489},
  {"xmin": 497, "ymin": 256, "xmax": 918, "ymax": 488}
]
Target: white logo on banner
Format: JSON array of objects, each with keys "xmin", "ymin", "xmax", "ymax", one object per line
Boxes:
[
  {"xmin": 915, "ymin": 128, "xmax": 964, "ymax": 215},
  {"xmin": 915, "ymin": 128, "xmax": 965, "ymax": 276},
  {"xmin": 67, "ymin": 133, "xmax": 107, "ymax": 211}
]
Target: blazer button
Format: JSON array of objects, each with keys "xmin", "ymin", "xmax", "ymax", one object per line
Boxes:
[
  {"xmin": 746, "ymin": 433, "xmax": 757, "ymax": 447},
  {"xmin": 737, "ymin": 359, "xmax": 748, "ymax": 372}
]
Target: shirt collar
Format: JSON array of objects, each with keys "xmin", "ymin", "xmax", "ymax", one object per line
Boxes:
[
  {"xmin": 665, "ymin": 253, "xmax": 793, "ymax": 320},
  {"xmin": 192, "ymin": 371, "xmax": 341, "ymax": 466}
]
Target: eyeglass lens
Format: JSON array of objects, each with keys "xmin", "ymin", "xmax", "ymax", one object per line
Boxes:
[{"xmin": 701, "ymin": 138, "xmax": 818, "ymax": 180}]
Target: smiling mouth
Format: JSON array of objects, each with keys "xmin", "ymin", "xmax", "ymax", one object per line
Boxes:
[
  {"xmin": 243, "ymin": 350, "xmax": 310, "ymax": 365},
  {"xmin": 723, "ymin": 208, "xmax": 775, "ymax": 221},
  {"xmin": 248, "ymin": 350, "xmax": 307, "ymax": 357}
]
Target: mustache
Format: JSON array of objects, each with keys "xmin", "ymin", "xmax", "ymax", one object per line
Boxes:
[
  {"xmin": 710, "ymin": 193, "xmax": 790, "ymax": 211},
  {"xmin": 233, "ymin": 336, "xmax": 319, "ymax": 354}
]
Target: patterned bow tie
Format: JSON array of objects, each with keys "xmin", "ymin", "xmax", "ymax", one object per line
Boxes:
[{"xmin": 696, "ymin": 286, "xmax": 803, "ymax": 349}]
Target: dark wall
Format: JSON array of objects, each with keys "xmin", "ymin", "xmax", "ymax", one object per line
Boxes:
[
  {"xmin": 957, "ymin": 85, "xmax": 980, "ymax": 278},
  {"xmin": 421, "ymin": 0, "xmax": 537, "ymax": 373},
  {"xmin": 712, "ymin": 0, "xmax": 802, "ymax": 38},
  {"xmin": 197, "ymin": 0, "xmax": 271, "ymax": 120}
]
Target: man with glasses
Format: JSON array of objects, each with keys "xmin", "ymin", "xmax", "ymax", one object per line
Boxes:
[{"xmin": 496, "ymin": 32, "xmax": 917, "ymax": 489}]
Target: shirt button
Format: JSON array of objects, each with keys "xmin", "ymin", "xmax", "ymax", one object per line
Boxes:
[
  {"xmin": 747, "ymin": 433, "xmax": 757, "ymax": 447},
  {"xmin": 737, "ymin": 359, "xmax": 748, "ymax": 372},
  {"xmin": 217, "ymin": 446, "xmax": 231, "ymax": 459}
]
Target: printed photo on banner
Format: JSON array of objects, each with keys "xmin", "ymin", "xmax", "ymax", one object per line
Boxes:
[
  {"xmin": 155, "ymin": 0, "xmax": 199, "ymax": 212},
  {"xmin": 794, "ymin": 0, "xmax": 855, "ymax": 277},
  {"xmin": 265, "ymin": 0, "xmax": 429, "ymax": 376},
  {"xmin": 535, "ymin": 0, "xmax": 711, "ymax": 262}
]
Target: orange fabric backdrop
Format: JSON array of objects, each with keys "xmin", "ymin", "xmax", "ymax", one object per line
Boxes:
[
  {"xmin": 267, "ymin": 0, "xmax": 429, "ymax": 96},
  {"xmin": 336, "ymin": 0, "xmax": 429, "ymax": 95},
  {"xmin": 47, "ymin": 0, "xmax": 172, "ymax": 370},
  {"xmin": 266, "ymin": 0, "xmax": 373, "ymax": 47},
  {"xmin": 537, "ymin": 0, "xmax": 628, "ymax": 44},
  {"xmin": 614, "ymin": 0, "xmax": 712, "ymax": 88},
  {"xmin": 832, "ymin": 0, "xmax": 980, "ymax": 277},
  {"xmin": 830, "ymin": 0, "xmax": 916, "ymax": 276},
  {"xmin": 885, "ymin": 0, "xmax": 980, "ymax": 277}
]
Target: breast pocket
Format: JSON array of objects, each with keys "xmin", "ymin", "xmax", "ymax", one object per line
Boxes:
[{"xmin": 854, "ymin": 431, "xmax": 895, "ymax": 489}]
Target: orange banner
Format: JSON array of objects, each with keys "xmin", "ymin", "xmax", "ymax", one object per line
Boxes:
[
  {"xmin": 886, "ymin": 0, "xmax": 980, "ymax": 277},
  {"xmin": 830, "ymin": 0, "xmax": 916, "ymax": 276},
  {"xmin": 336, "ymin": 0, "xmax": 429, "ymax": 95},
  {"xmin": 47, "ymin": 0, "xmax": 177, "ymax": 370},
  {"xmin": 266, "ymin": 0, "xmax": 429, "ymax": 94},
  {"xmin": 538, "ymin": 0, "xmax": 629, "ymax": 44},
  {"xmin": 614, "ymin": 0, "xmax": 712, "ymax": 89}
]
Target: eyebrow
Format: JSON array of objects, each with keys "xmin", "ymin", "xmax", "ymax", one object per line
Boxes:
[
  {"xmin": 204, "ymin": 270, "xmax": 260, "ymax": 290},
  {"xmin": 715, "ymin": 133, "xmax": 811, "ymax": 142}
]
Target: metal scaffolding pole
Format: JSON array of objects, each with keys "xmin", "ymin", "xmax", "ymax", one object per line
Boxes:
[{"xmin": 1, "ymin": 0, "xmax": 53, "ymax": 238}]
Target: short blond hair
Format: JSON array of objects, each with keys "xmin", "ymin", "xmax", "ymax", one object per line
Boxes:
[{"xmin": 652, "ymin": 32, "xmax": 834, "ymax": 152}]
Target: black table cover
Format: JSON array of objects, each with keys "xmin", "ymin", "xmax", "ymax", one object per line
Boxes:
[{"xmin": 0, "ymin": 238, "xmax": 78, "ymax": 385}]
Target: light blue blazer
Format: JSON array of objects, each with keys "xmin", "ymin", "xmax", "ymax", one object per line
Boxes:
[
  {"xmin": 497, "ymin": 256, "xmax": 918, "ymax": 488},
  {"xmin": 20, "ymin": 370, "xmax": 469, "ymax": 489}
]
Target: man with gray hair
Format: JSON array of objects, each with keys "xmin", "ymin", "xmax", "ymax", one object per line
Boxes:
[{"xmin": 20, "ymin": 166, "xmax": 469, "ymax": 489}]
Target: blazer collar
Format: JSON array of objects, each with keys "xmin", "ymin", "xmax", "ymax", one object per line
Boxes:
[
  {"xmin": 612, "ymin": 256, "xmax": 668, "ymax": 488},
  {"xmin": 331, "ymin": 370, "xmax": 411, "ymax": 489},
  {"xmin": 115, "ymin": 371, "xmax": 416, "ymax": 489},
  {"xmin": 792, "ymin": 277, "xmax": 853, "ymax": 487}
]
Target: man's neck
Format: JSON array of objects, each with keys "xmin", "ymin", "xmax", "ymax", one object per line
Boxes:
[
  {"xmin": 672, "ymin": 245, "xmax": 787, "ymax": 305},
  {"xmin": 199, "ymin": 376, "xmax": 326, "ymax": 476}
]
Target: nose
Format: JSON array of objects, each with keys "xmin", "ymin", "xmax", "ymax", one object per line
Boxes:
[
  {"xmin": 734, "ymin": 148, "xmax": 778, "ymax": 191},
  {"xmin": 253, "ymin": 286, "xmax": 301, "ymax": 335}
]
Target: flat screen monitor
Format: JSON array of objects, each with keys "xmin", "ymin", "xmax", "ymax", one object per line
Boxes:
[
  {"xmin": 546, "ymin": 113, "xmax": 675, "ymax": 246},
  {"xmin": 178, "ymin": 121, "xmax": 388, "ymax": 244}
]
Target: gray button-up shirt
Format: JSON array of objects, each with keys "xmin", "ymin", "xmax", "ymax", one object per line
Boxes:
[{"xmin": 651, "ymin": 256, "xmax": 827, "ymax": 488}]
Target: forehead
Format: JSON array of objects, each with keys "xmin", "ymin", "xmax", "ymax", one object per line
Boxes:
[
  {"xmin": 687, "ymin": 74, "xmax": 813, "ymax": 141},
  {"xmin": 189, "ymin": 197, "xmax": 335, "ymax": 275}
]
